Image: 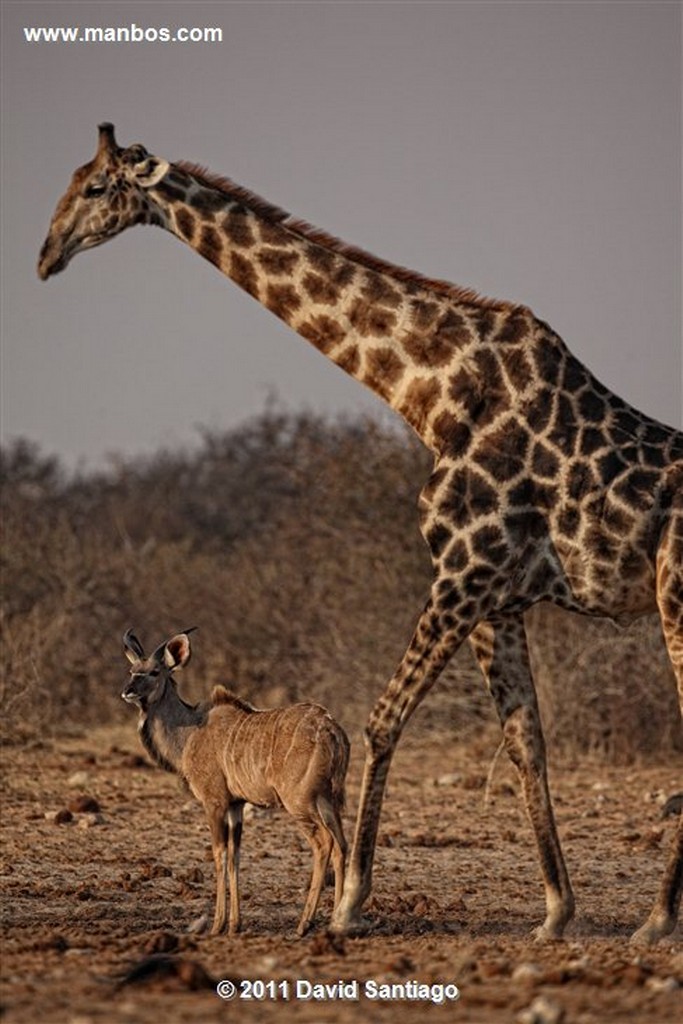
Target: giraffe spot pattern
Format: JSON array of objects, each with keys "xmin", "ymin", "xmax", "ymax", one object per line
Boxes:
[
  {"xmin": 473, "ymin": 418, "xmax": 530, "ymax": 482},
  {"xmin": 191, "ymin": 189, "xmax": 228, "ymax": 214},
  {"xmin": 402, "ymin": 330, "xmax": 453, "ymax": 367},
  {"xmin": 298, "ymin": 315, "xmax": 346, "ymax": 353},
  {"xmin": 199, "ymin": 225, "xmax": 223, "ymax": 267},
  {"xmin": 336, "ymin": 344, "xmax": 361, "ymax": 375},
  {"xmin": 175, "ymin": 207, "xmax": 196, "ymax": 241},
  {"xmin": 229, "ymin": 252, "xmax": 259, "ymax": 297},
  {"xmin": 302, "ymin": 272, "xmax": 341, "ymax": 305},
  {"xmin": 257, "ymin": 248, "xmax": 300, "ymax": 275},
  {"xmin": 399, "ymin": 378, "xmax": 442, "ymax": 433},
  {"xmin": 432, "ymin": 412, "xmax": 472, "ymax": 455},
  {"xmin": 363, "ymin": 346, "xmax": 406, "ymax": 399},
  {"xmin": 348, "ymin": 299, "xmax": 397, "ymax": 337},
  {"xmin": 361, "ymin": 272, "xmax": 402, "ymax": 308},
  {"xmin": 265, "ymin": 283, "xmax": 301, "ymax": 320},
  {"xmin": 222, "ymin": 211, "xmax": 256, "ymax": 248}
]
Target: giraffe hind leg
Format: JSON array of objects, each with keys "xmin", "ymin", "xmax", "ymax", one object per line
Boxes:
[
  {"xmin": 470, "ymin": 614, "xmax": 575, "ymax": 940},
  {"xmin": 632, "ymin": 504, "xmax": 683, "ymax": 946}
]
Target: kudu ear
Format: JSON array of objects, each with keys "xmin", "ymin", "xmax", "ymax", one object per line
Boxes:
[
  {"xmin": 123, "ymin": 628, "xmax": 145, "ymax": 663},
  {"xmin": 162, "ymin": 628, "xmax": 197, "ymax": 670}
]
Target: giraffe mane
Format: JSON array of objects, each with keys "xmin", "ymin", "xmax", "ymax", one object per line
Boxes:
[{"xmin": 175, "ymin": 161, "xmax": 516, "ymax": 312}]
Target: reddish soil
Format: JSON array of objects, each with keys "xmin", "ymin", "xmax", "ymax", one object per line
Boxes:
[{"xmin": 1, "ymin": 724, "xmax": 681, "ymax": 1023}]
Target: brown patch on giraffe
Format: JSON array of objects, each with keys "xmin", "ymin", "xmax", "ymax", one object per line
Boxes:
[
  {"xmin": 348, "ymin": 299, "xmax": 397, "ymax": 338},
  {"xmin": 500, "ymin": 346, "xmax": 534, "ymax": 393},
  {"xmin": 531, "ymin": 441, "xmax": 560, "ymax": 479},
  {"xmin": 265, "ymin": 283, "xmax": 302, "ymax": 320},
  {"xmin": 306, "ymin": 244, "xmax": 337, "ymax": 275},
  {"xmin": 331, "ymin": 263, "xmax": 357, "ymax": 288},
  {"xmin": 614, "ymin": 468, "xmax": 661, "ymax": 512},
  {"xmin": 298, "ymin": 315, "xmax": 346, "ymax": 353},
  {"xmin": 444, "ymin": 536, "xmax": 469, "ymax": 572},
  {"xmin": 402, "ymin": 331, "xmax": 453, "ymax": 368},
  {"xmin": 363, "ymin": 346, "xmax": 406, "ymax": 400},
  {"xmin": 566, "ymin": 460, "xmax": 597, "ymax": 501},
  {"xmin": 191, "ymin": 189, "xmax": 227, "ymax": 215},
  {"xmin": 222, "ymin": 211, "xmax": 256, "ymax": 248},
  {"xmin": 557, "ymin": 504, "xmax": 581, "ymax": 538},
  {"xmin": 199, "ymin": 225, "xmax": 223, "ymax": 267},
  {"xmin": 257, "ymin": 248, "xmax": 300, "ymax": 276},
  {"xmin": 168, "ymin": 168, "xmax": 192, "ymax": 187},
  {"xmin": 336, "ymin": 345, "xmax": 361, "ymax": 376},
  {"xmin": 361, "ymin": 272, "xmax": 402, "ymax": 308},
  {"xmin": 449, "ymin": 348, "xmax": 509, "ymax": 427},
  {"xmin": 473, "ymin": 418, "xmax": 530, "ymax": 482},
  {"xmin": 410, "ymin": 298, "xmax": 440, "ymax": 330},
  {"xmin": 496, "ymin": 312, "xmax": 530, "ymax": 345},
  {"xmin": 154, "ymin": 181, "xmax": 187, "ymax": 204},
  {"xmin": 400, "ymin": 378, "xmax": 442, "ymax": 434},
  {"xmin": 302, "ymin": 273, "xmax": 341, "ymax": 305},
  {"xmin": 258, "ymin": 220, "xmax": 290, "ymax": 247},
  {"xmin": 229, "ymin": 252, "xmax": 260, "ymax": 297},
  {"xmin": 432, "ymin": 412, "xmax": 472, "ymax": 456},
  {"xmin": 175, "ymin": 207, "xmax": 196, "ymax": 241},
  {"xmin": 436, "ymin": 310, "xmax": 473, "ymax": 348},
  {"xmin": 470, "ymin": 524, "xmax": 509, "ymax": 564},
  {"xmin": 525, "ymin": 387, "xmax": 556, "ymax": 433},
  {"xmin": 447, "ymin": 467, "xmax": 500, "ymax": 528}
]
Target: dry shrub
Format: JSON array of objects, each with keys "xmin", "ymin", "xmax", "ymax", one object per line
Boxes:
[
  {"xmin": 527, "ymin": 605, "xmax": 682, "ymax": 763},
  {"xmin": 1, "ymin": 419, "xmax": 680, "ymax": 763}
]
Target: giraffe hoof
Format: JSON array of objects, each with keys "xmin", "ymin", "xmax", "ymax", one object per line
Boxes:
[
  {"xmin": 329, "ymin": 907, "xmax": 370, "ymax": 936},
  {"xmin": 630, "ymin": 917, "xmax": 675, "ymax": 947},
  {"xmin": 531, "ymin": 923, "xmax": 565, "ymax": 944}
]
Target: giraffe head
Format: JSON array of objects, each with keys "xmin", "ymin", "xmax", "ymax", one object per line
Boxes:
[{"xmin": 38, "ymin": 123, "xmax": 169, "ymax": 280}]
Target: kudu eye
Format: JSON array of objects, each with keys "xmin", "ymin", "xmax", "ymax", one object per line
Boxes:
[{"xmin": 84, "ymin": 183, "xmax": 107, "ymax": 199}]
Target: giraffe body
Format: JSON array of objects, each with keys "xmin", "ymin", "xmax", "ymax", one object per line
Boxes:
[{"xmin": 39, "ymin": 125, "xmax": 683, "ymax": 943}]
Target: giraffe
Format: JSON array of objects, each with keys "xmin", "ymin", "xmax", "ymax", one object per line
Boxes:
[{"xmin": 38, "ymin": 124, "xmax": 682, "ymax": 944}]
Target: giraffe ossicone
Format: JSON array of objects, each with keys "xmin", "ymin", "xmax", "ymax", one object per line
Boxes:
[{"xmin": 39, "ymin": 124, "xmax": 682, "ymax": 944}]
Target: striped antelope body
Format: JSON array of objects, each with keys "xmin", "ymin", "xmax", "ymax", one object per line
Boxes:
[{"xmin": 121, "ymin": 629, "xmax": 349, "ymax": 936}]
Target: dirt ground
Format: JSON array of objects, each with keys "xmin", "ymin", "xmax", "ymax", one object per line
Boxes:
[{"xmin": 1, "ymin": 722, "xmax": 681, "ymax": 1024}]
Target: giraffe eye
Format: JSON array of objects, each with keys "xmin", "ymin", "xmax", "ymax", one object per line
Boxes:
[{"xmin": 84, "ymin": 183, "xmax": 107, "ymax": 199}]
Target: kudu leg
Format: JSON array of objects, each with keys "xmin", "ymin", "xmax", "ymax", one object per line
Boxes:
[
  {"xmin": 207, "ymin": 806, "xmax": 229, "ymax": 935},
  {"xmin": 227, "ymin": 803, "xmax": 244, "ymax": 935},
  {"xmin": 297, "ymin": 821, "xmax": 332, "ymax": 936}
]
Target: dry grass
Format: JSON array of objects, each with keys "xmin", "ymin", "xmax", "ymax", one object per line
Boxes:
[{"xmin": 1, "ymin": 415, "xmax": 680, "ymax": 762}]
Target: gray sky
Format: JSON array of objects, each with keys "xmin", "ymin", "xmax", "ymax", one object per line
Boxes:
[{"xmin": 2, "ymin": 1, "xmax": 681, "ymax": 470}]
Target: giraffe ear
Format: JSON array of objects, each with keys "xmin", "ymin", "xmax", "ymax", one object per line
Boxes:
[{"xmin": 132, "ymin": 155, "xmax": 170, "ymax": 189}]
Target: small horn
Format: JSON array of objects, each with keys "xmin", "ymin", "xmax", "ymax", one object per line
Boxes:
[{"xmin": 97, "ymin": 122, "xmax": 118, "ymax": 156}]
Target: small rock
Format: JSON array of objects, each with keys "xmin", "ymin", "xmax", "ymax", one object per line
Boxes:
[
  {"xmin": 511, "ymin": 962, "xmax": 542, "ymax": 985},
  {"xmin": 645, "ymin": 976, "xmax": 679, "ymax": 993},
  {"xmin": 516, "ymin": 995, "xmax": 565, "ymax": 1024},
  {"xmin": 436, "ymin": 773, "xmax": 462, "ymax": 787},
  {"xmin": 76, "ymin": 813, "xmax": 105, "ymax": 828},
  {"xmin": 187, "ymin": 915, "xmax": 210, "ymax": 935},
  {"xmin": 68, "ymin": 771, "xmax": 90, "ymax": 788},
  {"xmin": 45, "ymin": 809, "xmax": 73, "ymax": 825}
]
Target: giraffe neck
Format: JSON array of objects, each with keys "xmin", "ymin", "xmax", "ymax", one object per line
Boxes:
[{"xmin": 147, "ymin": 162, "xmax": 527, "ymax": 452}]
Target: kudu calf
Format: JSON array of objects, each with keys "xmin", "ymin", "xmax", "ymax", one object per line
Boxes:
[{"xmin": 121, "ymin": 629, "xmax": 349, "ymax": 936}]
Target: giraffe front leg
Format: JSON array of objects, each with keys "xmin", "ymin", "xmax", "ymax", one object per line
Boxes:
[
  {"xmin": 331, "ymin": 595, "xmax": 474, "ymax": 934},
  {"xmin": 470, "ymin": 615, "xmax": 575, "ymax": 941},
  {"xmin": 632, "ymin": 521, "xmax": 683, "ymax": 945}
]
